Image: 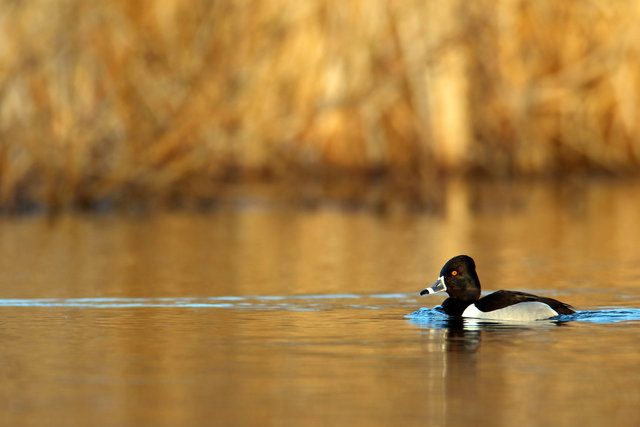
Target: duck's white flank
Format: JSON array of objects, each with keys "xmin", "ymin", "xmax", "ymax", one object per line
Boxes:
[{"xmin": 462, "ymin": 301, "xmax": 559, "ymax": 321}]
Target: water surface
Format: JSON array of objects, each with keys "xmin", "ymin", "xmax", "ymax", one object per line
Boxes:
[{"xmin": 1, "ymin": 180, "xmax": 640, "ymax": 426}]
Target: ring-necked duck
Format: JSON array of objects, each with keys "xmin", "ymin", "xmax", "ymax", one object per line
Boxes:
[{"xmin": 420, "ymin": 255, "xmax": 575, "ymax": 321}]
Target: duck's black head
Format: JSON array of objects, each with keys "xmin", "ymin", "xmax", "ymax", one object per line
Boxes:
[{"xmin": 420, "ymin": 255, "xmax": 482, "ymax": 302}]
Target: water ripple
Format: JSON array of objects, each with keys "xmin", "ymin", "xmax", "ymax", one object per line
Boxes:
[
  {"xmin": 1, "ymin": 296, "xmax": 639, "ymax": 324},
  {"xmin": 561, "ymin": 308, "xmax": 640, "ymax": 324},
  {"xmin": 0, "ymin": 293, "xmax": 417, "ymax": 311}
]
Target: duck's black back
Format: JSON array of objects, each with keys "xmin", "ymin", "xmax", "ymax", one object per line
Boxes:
[{"xmin": 475, "ymin": 290, "xmax": 575, "ymax": 315}]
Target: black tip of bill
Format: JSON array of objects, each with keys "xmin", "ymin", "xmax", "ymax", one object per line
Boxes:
[{"xmin": 419, "ymin": 276, "xmax": 447, "ymax": 296}]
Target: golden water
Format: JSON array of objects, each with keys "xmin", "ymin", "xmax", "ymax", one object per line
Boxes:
[{"xmin": 1, "ymin": 180, "xmax": 640, "ymax": 426}]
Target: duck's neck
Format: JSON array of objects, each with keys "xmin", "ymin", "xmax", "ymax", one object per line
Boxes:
[{"xmin": 452, "ymin": 275, "xmax": 482, "ymax": 302}]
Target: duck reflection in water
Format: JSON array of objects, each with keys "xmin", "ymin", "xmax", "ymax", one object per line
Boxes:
[{"xmin": 408, "ymin": 306, "xmax": 569, "ymax": 353}]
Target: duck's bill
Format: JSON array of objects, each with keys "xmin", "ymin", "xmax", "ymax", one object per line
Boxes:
[{"xmin": 420, "ymin": 276, "xmax": 447, "ymax": 295}]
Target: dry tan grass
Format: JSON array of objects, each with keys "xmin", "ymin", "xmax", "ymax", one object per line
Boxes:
[{"xmin": 0, "ymin": 1, "xmax": 639, "ymax": 209}]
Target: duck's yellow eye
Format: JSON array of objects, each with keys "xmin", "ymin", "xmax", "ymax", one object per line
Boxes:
[{"xmin": 451, "ymin": 270, "xmax": 457, "ymax": 276}]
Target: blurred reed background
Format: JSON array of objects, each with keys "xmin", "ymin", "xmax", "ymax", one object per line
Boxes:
[{"xmin": 0, "ymin": 0, "xmax": 639, "ymax": 211}]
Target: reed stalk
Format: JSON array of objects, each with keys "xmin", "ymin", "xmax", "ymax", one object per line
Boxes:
[{"xmin": 0, "ymin": 0, "xmax": 639, "ymax": 209}]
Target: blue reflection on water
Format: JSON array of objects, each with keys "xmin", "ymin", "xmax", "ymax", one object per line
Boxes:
[
  {"xmin": 0, "ymin": 293, "xmax": 417, "ymax": 311},
  {"xmin": 404, "ymin": 307, "xmax": 454, "ymax": 329},
  {"xmin": 560, "ymin": 309, "xmax": 640, "ymax": 323},
  {"xmin": 1, "ymin": 295, "xmax": 639, "ymax": 324}
]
